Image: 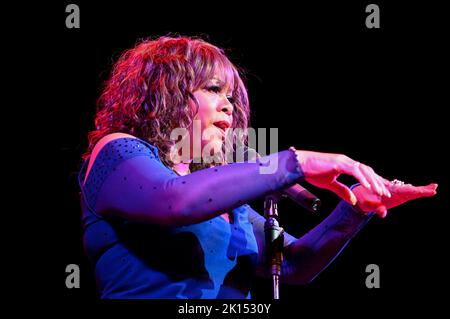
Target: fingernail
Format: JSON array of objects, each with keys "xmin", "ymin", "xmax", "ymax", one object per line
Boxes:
[{"xmin": 350, "ymin": 193, "xmax": 357, "ymax": 206}]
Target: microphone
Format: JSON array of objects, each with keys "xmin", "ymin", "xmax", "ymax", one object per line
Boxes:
[
  {"xmin": 240, "ymin": 147, "xmax": 321, "ymax": 213},
  {"xmin": 282, "ymin": 184, "xmax": 321, "ymax": 213}
]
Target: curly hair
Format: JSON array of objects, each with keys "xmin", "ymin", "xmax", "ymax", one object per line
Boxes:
[{"xmin": 84, "ymin": 36, "xmax": 251, "ymax": 168}]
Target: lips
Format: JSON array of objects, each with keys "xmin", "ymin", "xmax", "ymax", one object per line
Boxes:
[{"xmin": 213, "ymin": 121, "xmax": 231, "ymax": 132}]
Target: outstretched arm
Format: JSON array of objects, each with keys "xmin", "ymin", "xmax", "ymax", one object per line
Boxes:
[
  {"xmin": 81, "ymin": 136, "xmax": 303, "ymax": 226},
  {"xmin": 248, "ymin": 201, "xmax": 373, "ymax": 284},
  {"xmin": 251, "ymin": 180, "xmax": 438, "ymax": 284}
]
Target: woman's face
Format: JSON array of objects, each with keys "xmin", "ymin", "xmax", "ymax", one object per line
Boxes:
[{"xmin": 188, "ymin": 75, "xmax": 234, "ymax": 159}]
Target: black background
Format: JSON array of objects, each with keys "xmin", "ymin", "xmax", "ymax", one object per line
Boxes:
[{"xmin": 15, "ymin": 0, "xmax": 448, "ymax": 316}]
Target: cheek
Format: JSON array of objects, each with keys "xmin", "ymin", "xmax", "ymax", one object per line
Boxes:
[{"xmin": 194, "ymin": 95, "xmax": 216, "ymax": 125}]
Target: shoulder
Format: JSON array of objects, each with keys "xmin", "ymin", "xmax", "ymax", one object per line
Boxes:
[
  {"xmin": 89, "ymin": 133, "xmax": 138, "ymax": 161},
  {"xmin": 82, "ymin": 133, "xmax": 157, "ymax": 185}
]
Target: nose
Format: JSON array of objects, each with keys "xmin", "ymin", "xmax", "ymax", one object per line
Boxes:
[{"xmin": 218, "ymin": 95, "xmax": 234, "ymax": 116}]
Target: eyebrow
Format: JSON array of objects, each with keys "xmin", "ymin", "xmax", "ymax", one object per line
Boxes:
[
  {"xmin": 210, "ymin": 78, "xmax": 225, "ymax": 86},
  {"xmin": 209, "ymin": 77, "xmax": 234, "ymax": 94}
]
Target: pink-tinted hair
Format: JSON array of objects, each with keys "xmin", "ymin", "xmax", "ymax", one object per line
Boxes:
[{"xmin": 84, "ymin": 36, "xmax": 250, "ymax": 166}]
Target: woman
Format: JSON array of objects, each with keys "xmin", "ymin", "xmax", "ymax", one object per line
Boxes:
[{"xmin": 79, "ymin": 36, "xmax": 437, "ymax": 299}]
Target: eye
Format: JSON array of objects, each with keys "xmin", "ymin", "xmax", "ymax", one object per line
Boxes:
[
  {"xmin": 206, "ymin": 85, "xmax": 222, "ymax": 93},
  {"xmin": 227, "ymin": 95, "xmax": 236, "ymax": 104}
]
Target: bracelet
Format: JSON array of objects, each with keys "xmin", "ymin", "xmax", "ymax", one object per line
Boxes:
[{"xmin": 288, "ymin": 146, "xmax": 304, "ymax": 176}]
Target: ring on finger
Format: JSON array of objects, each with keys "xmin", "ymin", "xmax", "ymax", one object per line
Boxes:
[{"xmin": 390, "ymin": 179, "xmax": 405, "ymax": 186}]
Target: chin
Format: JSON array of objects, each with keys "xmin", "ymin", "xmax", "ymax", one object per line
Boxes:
[
  {"xmin": 203, "ymin": 138, "xmax": 223, "ymax": 152},
  {"xmin": 201, "ymin": 138, "xmax": 224, "ymax": 162}
]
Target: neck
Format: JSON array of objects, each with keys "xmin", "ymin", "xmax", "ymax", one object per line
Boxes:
[{"xmin": 172, "ymin": 161, "xmax": 191, "ymax": 176}]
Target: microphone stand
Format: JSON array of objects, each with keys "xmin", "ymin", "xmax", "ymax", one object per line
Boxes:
[{"xmin": 264, "ymin": 191, "xmax": 284, "ymax": 300}]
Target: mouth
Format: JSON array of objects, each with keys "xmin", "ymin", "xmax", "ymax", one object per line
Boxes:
[{"xmin": 213, "ymin": 121, "xmax": 231, "ymax": 132}]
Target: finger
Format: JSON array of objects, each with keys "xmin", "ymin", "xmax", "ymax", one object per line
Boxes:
[
  {"xmin": 366, "ymin": 170, "xmax": 390, "ymax": 198},
  {"xmin": 348, "ymin": 161, "xmax": 371, "ymax": 189},
  {"xmin": 418, "ymin": 183, "xmax": 438, "ymax": 197},
  {"xmin": 393, "ymin": 183, "xmax": 437, "ymax": 201},
  {"xmin": 359, "ymin": 165, "xmax": 384, "ymax": 197},
  {"xmin": 371, "ymin": 171, "xmax": 391, "ymax": 198},
  {"xmin": 328, "ymin": 180, "xmax": 358, "ymax": 205},
  {"xmin": 373, "ymin": 172, "xmax": 391, "ymax": 198},
  {"xmin": 375, "ymin": 205, "xmax": 388, "ymax": 218}
]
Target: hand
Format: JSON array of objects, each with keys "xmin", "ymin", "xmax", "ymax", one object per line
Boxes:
[
  {"xmin": 296, "ymin": 150, "xmax": 391, "ymax": 205},
  {"xmin": 352, "ymin": 179, "xmax": 438, "ymax": 218}
]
